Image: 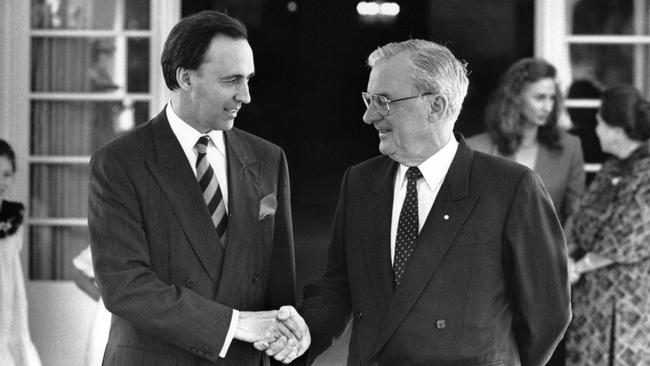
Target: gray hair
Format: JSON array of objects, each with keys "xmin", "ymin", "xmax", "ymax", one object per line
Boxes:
[{"xmin": 367, "ymin": 39, "xmax": 469, "ymax": 121}]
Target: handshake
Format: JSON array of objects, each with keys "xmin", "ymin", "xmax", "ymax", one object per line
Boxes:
[{"xmin": 236, "ymin": 305, "xmax": 311, "ymax": 364}]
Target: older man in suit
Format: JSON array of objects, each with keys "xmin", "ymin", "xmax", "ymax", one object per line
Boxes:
[
  {"xmin": 266, "ymin": 40, "xmax": 571, "ymax": 365},
  {"xmin": 88, "ymin": 11, "xmax": 308, "ymax": 366}
]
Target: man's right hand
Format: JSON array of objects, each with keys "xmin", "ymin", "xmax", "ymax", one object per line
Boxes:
[
  {"xmin": 235, "ymin": 310, "xmax": 302, "ymax": 344},
  {"xmin": 253, "ymin": 306, "xmax": 311, "ymax": 364}
]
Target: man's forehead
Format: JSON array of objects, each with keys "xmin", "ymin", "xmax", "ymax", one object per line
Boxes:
[
  {"xmin": 202, "ymin": 36, "xmax": 254, "ymax": 74},
  {"xmin": 367, "ymin": 56, "xmax": 413, "ymax": 94}
]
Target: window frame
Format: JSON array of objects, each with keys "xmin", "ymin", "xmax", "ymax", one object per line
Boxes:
[
  {"xmin": 1, "ymin": 0, "xmax": 179, "ymax": 279},
  {"xmin": 535, "ymin": 0, "xmax": 650, "ymax": 174}
]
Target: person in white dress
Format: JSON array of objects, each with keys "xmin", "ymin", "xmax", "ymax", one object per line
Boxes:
[
  {"xmin": 0, "ymin": 139, "xmax": 42, "ymax": 366},
  {"xmin": 72, "ymin": 246, "xmax": 110, "ymax": 366}
]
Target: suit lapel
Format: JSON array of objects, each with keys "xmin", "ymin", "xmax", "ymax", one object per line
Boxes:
[
  {"xmin": 361, "ymin": 159, "xmax": 398, "ymax": 315},
  {"xmin": 215, "ymin": 129, "xmax": 262, "ymax": 301},
  {"xmin": 372, "ymin": 137, "xmax": 479, "ymax": 355},
  {"xmin": 145, "ymin": 112, "xmax": 224, "ymax": 282}
]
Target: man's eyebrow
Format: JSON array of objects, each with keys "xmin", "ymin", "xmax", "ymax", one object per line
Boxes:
[{"xmin": 220, "ymin": 71, "xmax": 255, "ymax": 79}]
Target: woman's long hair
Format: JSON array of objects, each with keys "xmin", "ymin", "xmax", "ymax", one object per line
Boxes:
[{"xmin": 484, "ymin": 58, "xmax": 563, "ymax": 156}]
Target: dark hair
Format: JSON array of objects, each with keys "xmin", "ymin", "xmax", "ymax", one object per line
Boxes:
[
  {"xmin": 484, "ymin": 58, "xmax": 563, "ymax": 156},
  {"xmin": 0, "ymin": 139, "xmax": 16, "ymax": 172},
  {"xmin": 161, "ymin": 10, "xmax": 248, "ymax": 90},
  {"xmin": 600, "ymin": 84, "xmax": 650, "ymax": 141}
]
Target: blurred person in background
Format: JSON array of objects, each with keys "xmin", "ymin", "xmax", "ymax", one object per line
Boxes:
[
  {"xmin": 467, "ymin": 58, "xmax": 584, "ymax": 365},
  {"xmin": 566, "ymin": 84, "xmax": 650, "ymax": 365},
  {"xmin": 0, "ymin": 139, "xmax": 42, "ymax": 366},
  {"xmin": 468, "ymin": 58, "xmax": 585, "ymax": 226},
  {"xmin": 72, "ymin": 246, "xmax": 110, "ymax": 366}
]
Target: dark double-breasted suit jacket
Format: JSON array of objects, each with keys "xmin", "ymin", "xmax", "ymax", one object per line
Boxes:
[
  {"xmin": 301, "ymin": 136, "xmax": 571, "ymax": 366},
  {"xmin": 88, "ymin": 110, "xmax": 296, "ymax": 366}
]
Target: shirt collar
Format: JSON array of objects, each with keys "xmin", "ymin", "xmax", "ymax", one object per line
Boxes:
[
  {"xmin": 396, "ymin": 137, "xmax": 459, "ymax": 188},
  {"xmin": 166, "ymin": 102, "xmax": 225, "ymax": 157}
]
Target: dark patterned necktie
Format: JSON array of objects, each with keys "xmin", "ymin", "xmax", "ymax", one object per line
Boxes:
[
  {"xmin": 393, "ymin": 166, "xmax": 422, "ymax": 288},
  {"xmin": 195, "ymin": 136, "xmax": 227, "ymax": 246}
]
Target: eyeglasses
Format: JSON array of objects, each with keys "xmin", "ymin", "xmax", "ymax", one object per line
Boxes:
[{"xmin": 361, "ymin": 92, "xmax": 433, "ymax": 116}]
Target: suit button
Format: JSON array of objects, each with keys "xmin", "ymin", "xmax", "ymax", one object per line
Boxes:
[
  {"xmin": 252, "ymin": 273, "xmax": 259, "ymax": 283},
  {"xmin": 356, "ymin": 311, "xmax": 363, "ymax": 319},
  {"xmin": 185, "ymin": 280, "xmax": 195, "ymax": 288},
  {"xmin": 435, "ymin": 319, "xmax": 447, "ymax": 329}
]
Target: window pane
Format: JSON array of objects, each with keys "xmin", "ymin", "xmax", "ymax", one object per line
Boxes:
[
  {"xmin": 569, "ymin": 0, "xmax": 649, "ymax": 35},
  {"xmin": 125, "ymin": 0, "xmax": 151, "ymax": 30},
  {"xmin": 127, "ymin": 38, "xmax": 150, "ymax": 93},
  {"xmin": 570, "ymin": 44, "xmax": 649, "ymax": 88},
  {"xmin": 30, "ymin": 164, "xmax": 88, "ymax": 218},
  {"xmin": 31, "ymin": 100, "xmax": 129, "ymax": 155},
  {"xmin": 32, "ymin": 38, "xmax": 120, "ymax": 93},
  {"xmin": 31, "ymin": 0, "xmax": 120, "ymax": 30},
  {"xmin": 29, "ymin": 226, "xmax": 89, "ymax": 280}
]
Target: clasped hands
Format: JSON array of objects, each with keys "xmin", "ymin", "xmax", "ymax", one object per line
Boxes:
[{"xmin": 236, "ymin": 305, "xmax": 310, "ymax": 364}]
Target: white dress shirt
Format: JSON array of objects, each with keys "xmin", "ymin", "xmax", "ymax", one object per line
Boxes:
[
  {"xmin": 165, "ymin": 102, "xmax": 237, "ymax": 358},
  {"xmin": 166, "ymin": 103, "xmax": 229, "ymax": 212},
  {"xmin": 390, "ymin": 137, "xmax": 458, "ymax": 265}
]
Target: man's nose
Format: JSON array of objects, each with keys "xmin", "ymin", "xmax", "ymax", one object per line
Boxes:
[
  {"xmin": 236, "ymin": 82, "xmax": 251, "ymax": 104},
  {"xmin": 362, "ymin": 106, "xmax": 382, "ymax": 125}
]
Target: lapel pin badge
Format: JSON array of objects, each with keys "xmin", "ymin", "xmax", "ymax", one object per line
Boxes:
[{"xmin": 443, "ymin": 214, "xmax": 450, "ymax": 220}]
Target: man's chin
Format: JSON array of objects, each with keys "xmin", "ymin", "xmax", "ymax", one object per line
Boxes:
[
  {"xmin": 378, "ymin": 143, "xmax": 395, "ymax": 157},
  {"xmin": 214, "ymin": 119, "xmax": 235, "ymax": 131}
]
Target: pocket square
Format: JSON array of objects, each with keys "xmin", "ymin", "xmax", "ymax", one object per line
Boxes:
[{"xmin": 259, "ymin": 193, "xmax": 277, "ymax": 220}]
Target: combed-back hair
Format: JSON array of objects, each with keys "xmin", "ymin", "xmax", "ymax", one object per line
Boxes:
[
  {"xmin": 161, "ymin": 10, "xmax": 247, "ymax": 90},
  {"xmin": 367, "ymin": 39, "xmax": 469, "ymax": 122}
]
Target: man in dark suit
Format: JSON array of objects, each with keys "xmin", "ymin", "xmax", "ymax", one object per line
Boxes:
[
  {"xmin": 267, "ymin": 39, "xmax": 571, "ymax": 365},
  {"xmin": 88, "ymin": 11, "xmax": 308, "ymax": 366}
]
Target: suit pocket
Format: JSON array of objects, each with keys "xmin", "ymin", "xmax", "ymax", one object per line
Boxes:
[{"xmin": 258, "ymin": 193, "xmax": 277, "ymax": 220}]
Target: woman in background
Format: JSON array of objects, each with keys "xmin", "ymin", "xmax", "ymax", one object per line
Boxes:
[
  {"xmin": 467, "ymin": 58, "xmax": 585, "ymax": 225},
  {"xmin": 0, "ymin": 139, "xmax": 42, "ymax": 366},
  {"xmin": 566, "ymin": 84, "xmax": 650, "ymax": 365}
]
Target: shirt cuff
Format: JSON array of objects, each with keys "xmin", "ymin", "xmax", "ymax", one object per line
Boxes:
[{"xmin": 219, "ymin": 309, "xmax": 239, "ymax": 358}]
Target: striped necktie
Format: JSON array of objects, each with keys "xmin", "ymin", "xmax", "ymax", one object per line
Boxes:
[{"xmin": 195, "ymin": 135, "xmax": 228, "ymax": 246}]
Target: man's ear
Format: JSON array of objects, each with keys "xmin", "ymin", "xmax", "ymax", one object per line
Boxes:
[
  {"xmin": 428, "ymin": 94, "xmax": 447, "ymax": 121},
  {"xmin": 176, "ymin": 67, "xmax": 192, "ymax": 90}
]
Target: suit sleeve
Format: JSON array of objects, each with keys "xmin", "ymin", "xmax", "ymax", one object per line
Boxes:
[
  {"xmin": 88, "ymin": 148, "xmax": 233, "ymax": 362},
  {"xmin": 265, "ymin": 149, "xmax": 298, "ymax": 308},
  {"xmin": 505, "ymin": 170, "xmax": 571, "ymax": 366},
  {"xmin": 300, "ymin": 168, "xmax": 353, "ymax": 364}
]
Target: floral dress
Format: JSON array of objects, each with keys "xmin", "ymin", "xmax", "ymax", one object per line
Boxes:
[
  {"xmin": 566, "ymin": 144, "xmax": 650, "ymax": 366},
  {"xmin": 0, "ymin": 200, "xmax": 42, "ymax": 366}
]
